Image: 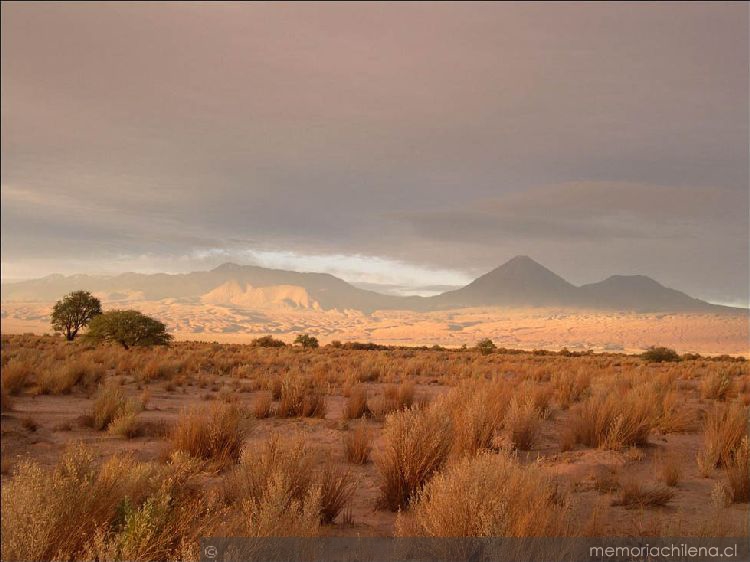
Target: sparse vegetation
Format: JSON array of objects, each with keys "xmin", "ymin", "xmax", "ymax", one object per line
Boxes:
[{"xmin": 1, "ymin": 333, "xmax": 748, "ymax": 555}]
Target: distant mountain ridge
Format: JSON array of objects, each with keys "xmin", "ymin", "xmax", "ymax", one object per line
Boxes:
[{"xmin": 1, "ymin": 256, "xmax": 740, "ymax": 313}]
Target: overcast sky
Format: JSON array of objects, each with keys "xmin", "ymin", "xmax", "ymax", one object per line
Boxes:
[{"xmin": 2, "ymin": 2, "xmax": 748, "ymax": 305}]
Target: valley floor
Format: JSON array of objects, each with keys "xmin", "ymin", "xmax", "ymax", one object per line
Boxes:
[{"xmin": 2, "ymin": 301, "xmax": 748, "ymax": 355}]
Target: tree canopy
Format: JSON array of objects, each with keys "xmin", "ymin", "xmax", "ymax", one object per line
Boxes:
[
  {"xmin": 294, "ymin": 334, "xmax": 319, "ymax": 348},
  {"xmin": 84, "ymin": 310, "xmax": 172, "ymax": 349},
  {"xmin": 51, "ymin": 290, "xmax": 102, "ymax": 341}
]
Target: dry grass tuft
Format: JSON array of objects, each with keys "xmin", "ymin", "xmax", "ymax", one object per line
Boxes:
[
  {"xmin": 611, "ymin": 479, "xmax": 675, "ymax": 509},
  {"xmin": 223, "ymin": 435, "xmax": 323, "ymax": 534},
  {"xmin": 696, "ymin": 401, "xmax": 747, "ymax": 474},
  {"xmin": 553, "ymin": 370, "xmax": 591, "ymax": 409},
  {"xmin": 344, "ymin": 421, "xmax": 373, "ymax": 464},
  {"xmin": 344, "ymin": 385, "xmax": 369, "ymax": 419},
  {"xmin": 2, "ymin": 360, "xmax": 32, "ymax": 395},
  {"xmin": 395, "ymin": 451, "xmax": 569, "ymax": 537},
  {"xmin": 658, "ymin": 453, "xmax": 682, "ymax": 487},
  {"xmin": 563, "ymin": 390, "xmax": 655, "ymax": 450},
  {"xmin": 253, "ymin": 392, "xmax": 273, "ymax": 419},
  {"xmin": 376, "ymin": 401, "xmax": 453, "ymax": 511},
  {"xmin": 91, "ymin": 384, "xmax": 142, "ymax": 431},
  {"xmin": 700, "ymin": 372, "xmax": 734, "ymax": 401},
  {"xmin": 448, "ymin": 382, "xmax": 508, "ymax": 458},
  {"xmin": 169, "ymin": 403, "xmax": 247, "ymax": 465},
  {"xmin": 724, "ymin": 436, "xmax": 749, "ymax": 503},
  {"xmin": 504, "ymin": 399, "xmax": 542, "ymax": 451},
  {"xmin": 0, "ymin": 444, "xmax": 167, "ymax": 561},
  {"xmin": 319, "ymin": 465, "xmax": 356, "ymax": 524}
]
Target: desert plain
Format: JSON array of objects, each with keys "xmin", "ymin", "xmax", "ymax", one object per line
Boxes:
[
  {"xmin": 2, "ymin": 300, "xmax": 748, "ymax": 355},
  {"xmin": 1, "ymin": 328, "xmax": 749, "ymax": 561}
]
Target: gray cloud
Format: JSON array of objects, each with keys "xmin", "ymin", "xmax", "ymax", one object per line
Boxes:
[{"xmin": 1, "ymin": 2, "xmax": 747, "ymax": 304}]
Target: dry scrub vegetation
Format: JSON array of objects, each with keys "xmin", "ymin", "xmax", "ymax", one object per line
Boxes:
[{"xmin": 1, "ymin": 334, "xmax": 748, "ymax": 560}]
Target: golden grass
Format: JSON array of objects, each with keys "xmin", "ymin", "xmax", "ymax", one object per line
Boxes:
[
  {"xmin": 169, "ymin": 403, "xmax": 247, "ymax": 465},
  {"xmin": 724, "ymin": 436, "xmax": 749, "ymax": 503},
  {"xmin": 447, "ymin": 381, "xmax": 508, "ymax": 458},
  {"xmin": 376, "ymin": 400, "xmax": 453, "ymax": 511},
  {"xmin": 696, "ymin": 401, "xmax": 747, "ymax": 474},
  {"xmin": 700, "ymin": 371, "xmax": 734, "ymax": 401},
  {"xmin": 253, "ymin": 392, "xmax": 272, "ymax": 419},
  {"xmin": 396, "ymin": 451, "xmax": 570, "ymax": 536},
  {"xmin": 223, "ymin": 435, "xmax": 326, "ymax": 534},
  {"xmin": 0, "ymin": 444, "xmax": 166, "ymax": 561},
  {"xmin": 1, "ymin": 359, "xmax": 32, "ymax": 395},
  {"xmin": 343, "ymin": 385, "xmax": 369, "ymax": 419},
  {"xmin": 563, "ymin": 389, "xmax": 655, "ymax": 450},
  {"xmin": 91, "ymin": 384, "xmax": 143, "ymax": 431},
  {"xmin": 344, "ymin": 420, "xmax": 373, "ymax": 464},
  {"xmin": 610, "ymin": 479, "xmax": 675, "ymax": 509},
  {"xmin": 319, "ymin": 465, "xmax": 356, "ymax": 524},
  {"xmin": 504, "ymin": 398, "xmax": 542, "ymax": 451},
  {"xmin": 658, "ymin": 453, "xmax": 682, "ymax": 487}
]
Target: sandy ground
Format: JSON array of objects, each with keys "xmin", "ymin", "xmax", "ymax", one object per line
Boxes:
[{"xmin": 2, "ymin": 301, "xmax": 748, "ymax": 355}]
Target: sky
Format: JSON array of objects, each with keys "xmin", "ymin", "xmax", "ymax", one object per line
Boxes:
[{"xmin": 1, "ymin": 2, "xmax": 748, "ymax": 305}]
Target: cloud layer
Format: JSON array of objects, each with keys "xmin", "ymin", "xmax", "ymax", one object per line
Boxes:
[{"xmin": 1, "ymin": 2, "xmax": 747, "ymax": 304}]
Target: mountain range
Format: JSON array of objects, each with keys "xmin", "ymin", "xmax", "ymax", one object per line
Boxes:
[{"xmin": 0, "ymin": 256, "xmax": 738, "ymax": 314}]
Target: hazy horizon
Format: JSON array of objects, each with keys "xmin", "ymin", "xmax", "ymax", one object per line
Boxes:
[{"xmin": 2, "ymin": 2, "xmax": 748, "ymax": 306}]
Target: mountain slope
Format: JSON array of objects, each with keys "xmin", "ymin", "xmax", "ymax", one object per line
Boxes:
[
  {"xmin": 1, "ymin": 257, "xmax": 739, "ymax": 313},
  {"xmin": 430, "ymin": 255, "xmax": 579, "ymax": 308},
  {"xmin": 577, "ymin": 275, "xmax": 718, "ymax": 312}
]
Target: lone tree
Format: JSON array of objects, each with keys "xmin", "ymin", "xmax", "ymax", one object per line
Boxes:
[
  {"xmin": 294, "ymin": 333, "xmax": 319, "ymax": 349},
  {"xmin": 85, "ymin": 310, "xmax": 172, "ymax": 349},
  {"xmin": 51, "ymin": 290, "xmax": 102, "ymax": 341}
]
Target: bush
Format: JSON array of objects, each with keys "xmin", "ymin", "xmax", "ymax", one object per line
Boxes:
[
  {"xmin": 642, "ymin": 346, "xmax": 680, "ymax": 363},
  {"xmin": 169, "ymin": 403, "xmax": 246, "ymax": 465},
  {"xmin": 396, "ymin": 452, "xmax": 568, "ymax": 537},
  {"xmin": 252, "ymin": 335, "xmax": 286, "ymax": 348},
  {"xmin": 475, "ymin": 338, "xmax": 496, "ymax": 355},
  {"xmin": 85, "ymin": 310, "xmax": 172, "ymax": 349},
  {"xmin": 294, "ymin": 334, "xmax": 319, "ymax": 349},
  {"xmin": 376, "ymin": 401, "xmax": 453, "ymax": 511}
]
